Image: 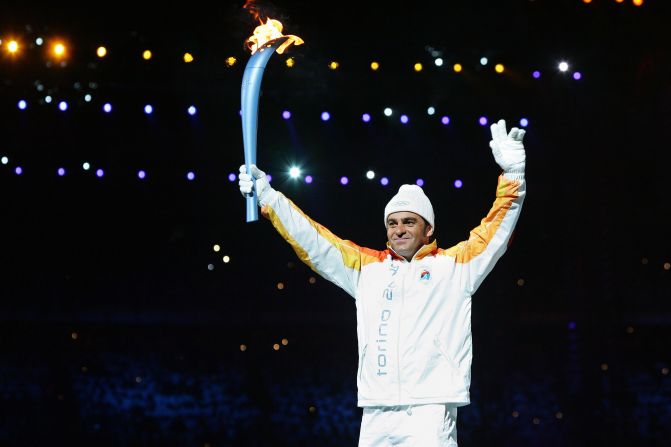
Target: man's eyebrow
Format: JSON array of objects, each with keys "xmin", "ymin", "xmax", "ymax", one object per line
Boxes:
[{"xmin": 402, "ymin": 217, "xmax": 417, "ymax": 222}]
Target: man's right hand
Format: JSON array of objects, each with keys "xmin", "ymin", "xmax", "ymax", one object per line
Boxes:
[{"xmin": 238, "ymin": 164, "xmax": 272, "ymax": 204}]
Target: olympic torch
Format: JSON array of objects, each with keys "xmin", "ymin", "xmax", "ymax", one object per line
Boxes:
[{"xmin": 241, "ymin": 18, "xmax": 303, "ymax": 222}]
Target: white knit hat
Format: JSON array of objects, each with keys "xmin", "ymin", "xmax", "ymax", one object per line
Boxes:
[{"xmin": 384, "ymin": 184, "xmax": 435, "ymax": 230}]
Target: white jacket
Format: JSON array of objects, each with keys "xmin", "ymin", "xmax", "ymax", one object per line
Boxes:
[{"xmin": 259, "ymin": 174, "xmax": 525, "ymax": 407}]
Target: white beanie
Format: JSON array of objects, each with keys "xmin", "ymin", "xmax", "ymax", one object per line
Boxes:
[{"xmin": 384, "ymin": 184, "xmax": 435, "ymax": 230}]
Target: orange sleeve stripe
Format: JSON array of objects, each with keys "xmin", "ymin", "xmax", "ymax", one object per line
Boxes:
[
  {"xmin": 262, "ymin": 204, "xmax": 317, "ymax": 272},
  {"xmin": 265, "ymin": 198, "xmax": 385, "ymax": 272},
  {"xmin": 440, "ymin": 176, "xmax": 520, "ymax": 264}
]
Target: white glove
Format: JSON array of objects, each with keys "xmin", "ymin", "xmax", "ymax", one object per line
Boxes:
[
  {"xmin": 489, "ymin": 119, "xmax": 526, "ymax": 177},
  {"xmin": 238, "ymin": 164, "xmax": 273, "ymax": 205}
]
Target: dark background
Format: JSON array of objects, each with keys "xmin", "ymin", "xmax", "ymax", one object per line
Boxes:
[{"xmin": 1, "ymin": 0, "xmax": 670, "ymax": 445}]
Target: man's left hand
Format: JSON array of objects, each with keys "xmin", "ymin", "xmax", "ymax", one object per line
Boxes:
[{"xmin": 489, "ymin": 119, "xmax": 526, "ymax": 174}]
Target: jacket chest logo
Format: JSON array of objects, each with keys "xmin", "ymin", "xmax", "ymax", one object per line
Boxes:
[{"xmin": 419, "ymin": 268, "xmax": 431, "ymax": 282}]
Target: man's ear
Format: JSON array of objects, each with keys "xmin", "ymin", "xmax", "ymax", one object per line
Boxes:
[{"xmin": 426, "ymin": 225, "xmax": 434, "ymax": 238}]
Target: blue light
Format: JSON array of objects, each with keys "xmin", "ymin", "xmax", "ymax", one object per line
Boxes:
[
  {"xmin": 441, "ymin": 116, "xmax": 450, "ymax": 125},
  {"xmin": 282, "ymin": 110, "xmax": 291, "ymax": 120},
  {"xmin": 478, "ymin": 116, "xmax": 488, "ymax": 126},
  {"xmin": 15, "ymin": 167, "xmax": 23, "ymax": 175},
  {"xmin": 305, "ymin": 175, "xmax": 313, "ymax": 184},
  {"xmin": 266, "ymin": 174, "xmax": 272, "ymax": 183},
  {"xmin": 187, "ymin": 105, "xmax": 197, "ymax": 116},
  {"xmin": 144, "ymin": 105, "xmax": 153, "ymax": 115},
  {"xmin": 400, "ymin": 115, "xmax": 409, "ymax": 124},
  {"xmin": 138, "ymin": 170, "xmax": 146, "ymax": 179},
  {"xmin": 380, "ymin": 177, "xmax": 389, "ymax": 186},
  {"xmin": 340, "ymin": 176, "xmax": 349, "ymax": 185},
  {"xmin": 416, "ymin": 178, "xmax": 424, "ymax": 187},
  {"xmin": 573, "ymin": 72, "xmax": 582, "ymax": 80},
  {"xmin": 532, "ymin": 70, "xmax": 541, "ymax": 79},
  {"xmin": 362, "ymin": 113, "xmax": 371, "ymax": 123},
  {"xmin": 18, "ymin": 100, "xmax": 27, "ymax": 110},
  {"xmin": 59, "ymin": 101, "xmax": 68, "ymax": 111},
  {"xmin": 57, "ymin": 167, "xmax": 66, "ymax": 176},
  {"xmin": 321, "ymin": 111, "xmax": 330, "ymax": 121},
  {"xmin": 103, "ymin": 103, "xmax": 112, "ymax": 113},
  {"xmin": 228, "ymin": 173, "xmax": 236, "ymax": 182},
  {"xmin": 520, "ymin": 118, "xmax": 529, "ymax": 127},
  {"xmin": 454, "ymin": 179, "xmax": 463, "ymax": 188},
  {"xmin": 186, "ymin": 171, "xmax": 195, "ymax": 181},
  {"xmin": 96, "ymin": 169, "xmax": 104, "ymax": 178}
]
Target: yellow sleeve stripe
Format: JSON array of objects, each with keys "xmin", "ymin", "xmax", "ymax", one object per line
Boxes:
[
  {"xmin": 440, "ymin": 176, "xmax": 520, "ymax": 264},
  {"xmin": 262, "ymin": 204, "xmax": 317, "ymax": 272},
  {"xmin": 263, "ymin": 197, "xmax": 386, "ymax": 272}
]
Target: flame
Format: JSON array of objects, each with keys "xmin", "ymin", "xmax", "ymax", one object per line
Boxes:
[{"xmin": 245, "ymin": 17, "xmax": 304, "ymax": 55}]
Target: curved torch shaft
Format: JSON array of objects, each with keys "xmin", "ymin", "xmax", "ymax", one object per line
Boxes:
[{"xmin": 241, "ymin": 36, "xmax": 290, "ymax": 222}]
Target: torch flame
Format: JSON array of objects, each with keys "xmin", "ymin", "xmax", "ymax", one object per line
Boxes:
[{"xmin": 246, "ymin": 17, "xmax": 304, "ymax": 55}]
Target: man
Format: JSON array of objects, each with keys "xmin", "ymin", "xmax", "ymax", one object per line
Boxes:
[{"xmin": 238, "ymin": 119, "xmax": 526, "ymax": 446}]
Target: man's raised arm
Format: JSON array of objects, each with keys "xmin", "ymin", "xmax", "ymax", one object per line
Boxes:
[
  {"xmin": 239, "ymin": 165, "xmax": 383, "ymax": 298},
  {"xmin": 441, "ymin": 119, "xmax": 527, "ymax": 295}
]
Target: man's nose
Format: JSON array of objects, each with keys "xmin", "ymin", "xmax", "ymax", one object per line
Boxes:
[{"xmin": 395, "ymin": 224, "xmax": 406, "ymax": 234}]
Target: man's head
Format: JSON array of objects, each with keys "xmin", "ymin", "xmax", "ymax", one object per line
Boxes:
[{"xmin": 384, "ymin": 185, "xmax": 435, "ymax": 260}]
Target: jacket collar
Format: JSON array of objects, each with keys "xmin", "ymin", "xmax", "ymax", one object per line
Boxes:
[{"xmin": 386, "ymin": 240, "xmax": 438, "ymax": 262}]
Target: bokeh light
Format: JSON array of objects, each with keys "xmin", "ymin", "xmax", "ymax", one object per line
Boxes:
[
  {"xmin": 400, "ymin": 115, "xmax": 409, "ymax": 124},
  {"xmin": 434, "ymin": 58, "xmax": 443, "ymax": 67},
  {"xmin": 57, "ymin": 167, "xmax": 66, "ymax": 176},
  {"xmin": 479, "ymin": 116, "xmax": 488, "ymax": 126},
  {"xmin": 142, "ymin": 50, "xmax": 152, "ymax": 60},
  {"xmin": 441, "ymin": 116, "xmax": 450, "ymax": 125},
  {"xmin": 96, "ymin": 46, "xmax": 107, "ymax": 58},
  {"xmin": 138, "ymin": 170, "xmax": 146, "ymax": 179},
  {"xmin": 18, "ymin": 100, "xmax": 27, "ymax": 110},
  {"xmin": 304, "ymin": 175, "xmax": 313, "ymax": 184},
  {"xmin": 228, "ymin": 173, "xmax": 236, "ymax": 182},
  {"xmin": 144, "ymin": 105, "xmax": 153, "ymax": 115},
  {"xmin": 370, "ymin": 61, "xmax": 379, "ymax": 71},
  {"xmin": 103, "ymin": 103, "xmax": 112, "ymax": 113},
  {"xmin": 186, "ymin": 171, "xmax": 195, "ymax": 181},
  {"xmin": 282, "ymin": 110, "xmax": 291, "ymax": 119},
  {"xmin": 183, "ymin": 53, "xmax": 194, "ymax": 63},
  {"xmin": 413, "ymin": 62, "xmax": 423, "ymax": 72},
  {"xmin": 454, "ymin": 179, "xmax": 463, "ymax": 188},
  {"xmin": 384, "ymin": 108, "xmax": 393, "ymax": 117},
  {"xmin": 495, "ymin": 63, "xmax": 504, "ymax": 73},
  {"xmin": 340, "ymin": 176, "xmax": 349, "ymax": 185},
  {"xmin": 380, "ymin": 177, "xmax": 389, "ymax": 186},
  {"xmin": 520, "ymin": 118, "xmax": 529, "ymax": 127},
  {"xmin": 96, "ymin": 169, "xmax": 104, "ymax": 178},
  {"xmin": 416, "ymin": 178, "xmax": 424, "ymax": 187},
  {"xmin": 532, "ymin": 70, "xmax": 541, "ymax": 78},
  {"xmin": 480, "ymin": 57, "xmax": 488, "ymax": 65},
  {"xmin": 362, "ymin": 113, "xmax": 371, "ymax": 122},
  {"xmin": 573, "ymin": 72, "xmax": 582, "ymax": 80},
  {"xmin": 289, "ymin": 167, "xmax": 301, "ymax": 178},
  {"xmin": 366, "ymin": 170, "xmax": 375, "ymax": 180},
  {"xmin": 558, "ymin": 61, "xmax": 569, "ymax": 72},
  {"xmin": 15, "ymin": 167, "xmax": 23, "ymax": 175},
  {"xmin": 453, "ymin": 63, "xmax": 462, "ymax": 73},
  {"xmin": 187, "ymin": 106, "xmax": 197, "ymax": 116},
  {"xmin": 321, "ymin": 111, "xmax": 330, "ymax": 121},
  {"xmin": 58, "ymin": 101, "xmax": 68, "ymax": 111}
]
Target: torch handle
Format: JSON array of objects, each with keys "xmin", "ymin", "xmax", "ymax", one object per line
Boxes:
[{"xmin": 241, "ymin": 37, "xmax": 290, "ymax": 223}]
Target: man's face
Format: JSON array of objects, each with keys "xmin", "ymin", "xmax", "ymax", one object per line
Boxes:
[{"xmin": 386, "ymin": 211, "xmax": 434, "ymax": 261}]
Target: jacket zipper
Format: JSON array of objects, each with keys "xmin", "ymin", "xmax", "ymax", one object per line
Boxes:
[{"xmin": 396, "ymin": 260, "xmax": 407, "ymax": 402}]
